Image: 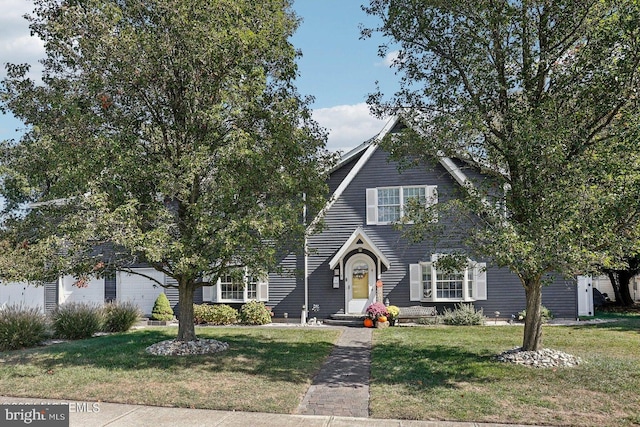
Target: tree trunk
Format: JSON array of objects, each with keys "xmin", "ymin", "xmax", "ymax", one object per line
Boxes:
[
  {"xmin": 522, "ymin": 277, "xmax": 543, "ymax": 351},
  {"xmin": 607, "ymin": 271, "xmax": 635, "ymax": 307},
  {"xmin": 176, "ymin": 280, "xmax": 197, "ymax": 342}
]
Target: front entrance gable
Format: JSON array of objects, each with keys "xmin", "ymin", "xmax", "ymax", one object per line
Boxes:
[{"xmin": 328, "ymin": 227, "xmax": 390, "ymax": 280}]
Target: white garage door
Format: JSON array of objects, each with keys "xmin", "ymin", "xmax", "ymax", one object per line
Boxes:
[
  {"xmin": 117, "ymin": 268, "xmax": 164, "ymax": 315},
  {"xmin": 0, "ymin": 282, "xmax": 45, "ymax": 310},
  {"xmin": 60, "ymin": 275, "xmax": 104, "ymax": 305}
]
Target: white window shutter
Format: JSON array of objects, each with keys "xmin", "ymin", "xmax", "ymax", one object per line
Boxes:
[
  {"xmin": 257, "ymin": 277, "xmax": 269, "ymax": 302},
  {"xmin": 409, "ymin": 264, "xmax": 422, "ymax": 301},
  {"xmin": 211, "ymin": 278, "xmax": 220, "ymax": 302},
  {"xmin": 366, "ymin": 188, "xmax": 378, "ymax": 225},
  {"xmin": 202, "ymin": 285, "xmax": 213, "ymax": 302},
  {"xmin": 474, "ymin": 263, "xmax": 487, "ymax": 300},
  {"xmin": 426, "ymin": 185, "xmax": 438, "ymax": 206}
]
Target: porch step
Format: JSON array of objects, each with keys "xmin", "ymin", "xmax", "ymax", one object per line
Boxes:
[{"xmin": 325, "ymin": 313, "xmax": 367, "ymax": 327}]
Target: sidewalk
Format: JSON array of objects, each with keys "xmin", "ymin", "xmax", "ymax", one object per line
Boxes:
[{"xmin": 0, "ymin": 396, "xmax": 544, "ymax": 426}]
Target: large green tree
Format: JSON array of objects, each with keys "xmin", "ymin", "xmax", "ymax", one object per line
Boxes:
[
  {"xmin": 0, "ymin": 0, "xmax": 333, "ymax": 341},
  {"xmin": 363, "ymin": 0, "xmax": 640, "ymax": 350}
]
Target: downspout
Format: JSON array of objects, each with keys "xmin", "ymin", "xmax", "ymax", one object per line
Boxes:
[{"xmin": 302, "ymin": 193, "xmax": 308, "ymax": 324}]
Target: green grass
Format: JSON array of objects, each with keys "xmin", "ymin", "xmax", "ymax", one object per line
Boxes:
[
  {"xmin": 0, "ymin": 327, "xmax": 340, "ymax": 414},
  {"xmin": 1, "ymin": 317, "xmax": 638, "ymax": 426},
  {"xmin": 370, "ymin": 315, "xmax": 640, "ymax": 427}
]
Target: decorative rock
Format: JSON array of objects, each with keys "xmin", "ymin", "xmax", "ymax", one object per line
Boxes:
[
  {"xmin": 145, "ymin": 338, "xmax": 229, "ymax": 356},
  {"xmin": 495, "ymin": 347, "xmax": 582, "ymax": 368}
]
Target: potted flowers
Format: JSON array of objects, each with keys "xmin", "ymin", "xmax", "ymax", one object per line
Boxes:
[
  {"xmin": 365, "ymin": 302, "xmax": 389, "ymax": 328},
  {"xmin": 386, "ymin": 305, "xmax": 400, "ymax": 326}
]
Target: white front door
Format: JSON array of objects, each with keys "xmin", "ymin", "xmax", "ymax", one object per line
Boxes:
[{"xmin": 345, "ymin": 254, "xmax": 375, "ymax": 314}]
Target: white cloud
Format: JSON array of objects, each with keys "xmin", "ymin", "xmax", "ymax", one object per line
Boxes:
[
  {"xmin": 312, "ymin": 103, "xmax": 389, "ymax": 153},
  {"xmin": 0, "ymin": 0, "xmax": 44, "ymax": 80},
  {"xmin": 377, "ymin": 50, "xmax": 400, "ymax": 67}
]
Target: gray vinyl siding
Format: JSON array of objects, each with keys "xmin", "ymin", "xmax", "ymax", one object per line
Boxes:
[
  {"xmin": 267, "ymin": 250, "xmax": 305, "ymax": 317},
  {"xmin": 269, "ymin": 145, "xmax": 577, "ymax": 319}
]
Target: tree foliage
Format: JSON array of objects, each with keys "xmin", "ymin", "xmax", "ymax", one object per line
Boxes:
[
  {"xmin": 0, "ymin": 0, "xmax": 334, "ymax": 341},
  {"xmin": 363, "ymin": 0, "xmax": 640, "ymax": 350}
]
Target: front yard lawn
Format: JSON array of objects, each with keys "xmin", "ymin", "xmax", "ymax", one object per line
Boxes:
[
  {"xmin": 370, "ymin": 314, "xmax": 640, "ymax": 427},
  {"xmin": 0, "ymin": 327, "xmax": 340, "ymax": 414}
]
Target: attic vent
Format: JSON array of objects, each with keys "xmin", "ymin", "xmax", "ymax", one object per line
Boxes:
[{"xmin": 356, "ymin": 239, "xmax": 364, "ymax": 245}]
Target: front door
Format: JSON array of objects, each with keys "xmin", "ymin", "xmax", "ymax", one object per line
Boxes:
[{"xmin": 345, "ymin": 254, "xmax": 375, "ymax": 314}]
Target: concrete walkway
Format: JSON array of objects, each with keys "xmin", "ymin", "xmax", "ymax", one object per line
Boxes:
[{"xmin": 296, "ymin": 327, "xmax": 372, "ymax": 417}]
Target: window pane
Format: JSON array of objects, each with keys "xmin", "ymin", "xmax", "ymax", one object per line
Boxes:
[
  {"xmin": 247, "ymin": 276, "xmax": 258, "ymax": 300},
  {"xmin": 221, "ymin": 274, "xmax": 243, "ymax": 300},
  {"xmin": 403, "ymin": 187, "xmax": 426, "ymax": 204},
  {"xmin": 435, "ymin": 270, "xmax": 463, "ymax": 299},
  {"xmin": 422, "ymin": 264, "xmax": 432, "ymax": 299},
  {"xmin": 378, "ymin": 188, "xmax": 400, "ymax": 222}
]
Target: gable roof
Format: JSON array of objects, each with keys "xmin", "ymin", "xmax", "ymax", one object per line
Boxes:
[
  {"xmin": 308, "ymin": 115, "xmax": 476, "ymax": 229},
  {"xmin": 328, "ymin": 226, "xmax": 391, "ymax": 271}
]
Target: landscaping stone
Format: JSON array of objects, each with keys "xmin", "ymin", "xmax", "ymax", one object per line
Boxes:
[
  {"xmin": 145, "ymin": 338, "xmax": 229, "ymax": 356},
  {"xmin": 495, "ymin": 347, "xmax": 582, "ymax": 368}
]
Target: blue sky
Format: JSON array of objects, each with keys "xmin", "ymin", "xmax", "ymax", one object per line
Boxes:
[{"xmin": 0, "ymin": 0, "xmax": 398, "ymax": 153}]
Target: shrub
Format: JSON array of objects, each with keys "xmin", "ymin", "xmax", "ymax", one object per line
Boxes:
[
  {"xmin": 240, "ymin": 301, "xmax": 272, "ymax": 325},
  {"xmin": 0, "ymin": 304, "xmax": 48, "ymax": 350},
  {"xmin": 150, "ymin": 293, "xmax": 174, "ymax": 321},
  {"xmin": 102, "ymin": 301, "xmax": 141, "ymax": 332},
  {"xmin": 194, "ymin": 304, "xmax": 238, "ymax": 325},
  {"xmin": 51, "ymin": 302, "xmax": 103, "ymax": 340},
  {"xmin": 365, "ymin": 302, "xmax": 388, "ymax": 320},
  {"xmin": 193, "ymin": 304, "xmax": 214, "ymax": 324},
  {"xmin": 441, "ymin": 303, "xmax": 485, "ymax": 326},
  {"xmin": 517, "ymin": 305, "xmax": 553, "ymax": 323}
]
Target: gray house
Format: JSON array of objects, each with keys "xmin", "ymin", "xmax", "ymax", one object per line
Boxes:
[
  {"xmin": 3, "ymin": 117, "xmax": 577, "ymax": 320},
  {"xmin": 266, "ymin": 116, "xmax": 578, "ymax": 321}
]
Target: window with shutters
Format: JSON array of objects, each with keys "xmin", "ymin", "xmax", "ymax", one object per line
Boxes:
[
  {"xmin": 366, "ymin": 185, "xmax": 437, "ymax": 225},
  {"xmin": 410, "ymin": 257, "xmax": 487, "ymax": 302},
  {"xmin": 217, "ymin": 268, "xmax": 268, "ymax": 302}
]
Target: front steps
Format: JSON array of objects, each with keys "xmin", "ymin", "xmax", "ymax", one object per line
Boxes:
[{"xmin": 323, "ymin": 313, "xmax": 367, "ymax": 327}]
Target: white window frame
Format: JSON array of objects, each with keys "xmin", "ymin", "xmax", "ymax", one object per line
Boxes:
[
  {"xmin": 366, "ymin": 185, "xmax": 437, "ymax": 225},
  {"xmin": 214, "ymin": 267, "xmax": 268, "ymax": 303},
  {"xmin": 409, "ymin": 256, "xmax": 486, "ymax": 302}
]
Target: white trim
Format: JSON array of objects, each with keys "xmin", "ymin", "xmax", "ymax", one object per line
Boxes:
[
  {"xmin": 328, "ymin": 227, "xmax": 391, "ymax": 271},
  {"xmin": 438, "ymin": 156, "xmax": 472, "ymax": 188}
]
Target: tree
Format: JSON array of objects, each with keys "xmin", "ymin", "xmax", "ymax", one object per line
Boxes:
[
  {"xmin": 0, "ymin": 0, "xmax": 333, "ymax": 342},
  {"xmin": 363, "ymin": 0, "xmax": 640, "ymax": 350},
  {"xmin": 603, "ymin": 255, "xmax": 639, "ymax": 306}
]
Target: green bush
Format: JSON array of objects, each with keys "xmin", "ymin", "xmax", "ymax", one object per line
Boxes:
[
  {"xmin": 102, "ymin": 301, "xmax": 141, "ymax": 332},
  {"xmin": 239, "ymin": 301, "xmax": 272, "ymax": 325},
  {"xmin": 193, "ymin": 304, "xmax": 213, "ymax": 324},
  {"xmin": 0, "ymin": 304, "xmax": 48, "ymax": 350},
  {"xmin": 517, "ymin": 305, "xmax": 554, "ymax": 323},
  {"xmin": 51, "ymin": 302, "xmax": 103, "ymax": 340},
  {"xmin": 150, "ymin": 293, "xmax": 174, "ymax": 321},
  {"xmin": 194, "ymin": 304, "xmax": 239, "ymax": 325},
  {"xmin": 441, "ymin": 303, "xmax": 485, "ymax": 326}
]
